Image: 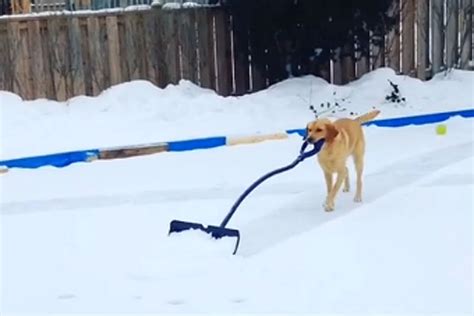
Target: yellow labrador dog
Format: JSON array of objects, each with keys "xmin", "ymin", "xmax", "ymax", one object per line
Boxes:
[{"xmin": 306, "ymin": 110, "xmax": 380, "ymax": 211}]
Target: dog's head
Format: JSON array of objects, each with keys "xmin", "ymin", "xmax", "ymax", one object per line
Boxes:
[{"xmin": 306, "ymin": 119, "xmax": 339, "ymax": 144}]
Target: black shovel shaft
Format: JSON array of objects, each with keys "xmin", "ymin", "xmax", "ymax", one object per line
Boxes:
[
  {"xmin": 219, "ymin": 138, "xmax": 325, "ymax": 228},
  {"xmin": 219, "ymin": 159, "xmax": 300, "ymax": 228}
]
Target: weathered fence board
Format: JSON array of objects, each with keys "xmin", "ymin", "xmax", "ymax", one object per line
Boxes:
[
  {"xmin": 0, "ymin": 3, "xmax": 472, "ymax": 101},
  {"xmin": 446, "ymin": 0, "xmax": 459, "ymax": 68},
  {"xmin": 251, "ymin": 57, "xmax": 267, "ymax": 91},
  {"xmin": 27, "ymin": 20, "xmax": 43, "ymax": 98},
  {"xmin": 372, "ymin": 43, "xmax": 385, "ymax": 70},
  {"xmin": 460, "ymin": 0, "xmax": 473, "ymax": 69},
  {"xmin": 416, "ymin": 0, "xmax": 429, "ymax": 80},
  {"xmin": 386, "ymin": 0, "xmax": 401, "ymax": 72},
  {"xmin": 431, "ymin": 0, "xmax": 444, "ymax": 73},
  {"xmin": 317, "ymin": 59, "xmax": 331, "ymax": 83},
  {"xmin": 143, "ymin": 9, "xmax": 161, "ymax": 87},
  {"xmin": 68, "ymin": 17, "xmax": 86, "ymax": 96},
  {"xmin": 196, "ymin": 9, "xmax": 215, "ymax": 90},
  {"xmin": 232, "ymin": 18, "xmax": 250, "ymax": 95},
  {"xmin": 106, "ymin": 15, "xmax": 121, "ymax": 86},
  {"xmin": 20, "ymin": 26, "xmax": 33, "ymax": 98},
  {"xmin": 40, "ymin": 19, "xmax": 55, "ymax": 99},
  {"xmin": 79, "ymin": 18, "xmax": 93, "ymax": 96},
  {"xmin": 7, "ymin": 21, "xmax": 22, "ymax": 96},
  {"xmin": 87, "ymin": 16, "xmax": 103, "ymax": 95},
  {"xmin": 0, "ymin": 26, "xmax": 7, "ymax": 92},
  {"xmin": 161, "ymin": 10, "xmax": 180, "ymax": 85},
  {"xmin": 214, "ymin": 9, "xmax": 232, "ymax": 96},
  {"xmin": 124, "ymin": 14, "xmax": 140, "ymax": 81},
  {"xmin": 134, "ymin": 14, "xmax": 147, "ymax": 80},
  {"xmin": 401, "ymin": 0, "xmax": 415, "ymax": 76},
  {"xmin": 356, "ymin": 31, "xmax": 370, "ymax": 78},
  {"xmin": 332, "ymin": 48, "xmax": 343, "ymax": 85},
  {"xmin": 179, "ymin": 9, "xmax": 198, "ymax": 83},
  {"xmin": 341, "ymin": 42, "xmax": 355, "ymax": 84},
  {"xmin": 247, "ymin": 20, "xmax": 268, "ymax": 91}
]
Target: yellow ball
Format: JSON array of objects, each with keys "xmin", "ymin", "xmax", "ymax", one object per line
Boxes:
[{"xmin": 436, "ymin": 124, "xmax": 447, "ymax": 135}]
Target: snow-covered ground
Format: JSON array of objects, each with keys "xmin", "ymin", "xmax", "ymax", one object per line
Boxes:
[{"xmin": 1, "ymin": 68, "xmax": 473, "ymax": 314}]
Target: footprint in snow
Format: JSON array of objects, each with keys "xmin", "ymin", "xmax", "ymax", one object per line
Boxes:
[
  {"xmin": 57, "ymin": 294, "xmax": 76, "ymax": 300},
  {"xmin": 167, "ymin": 299, "xmax": 186, "ymax": 305},
  {"xmin": 231, "ymin": 297, "xmax": 246, "ymax": 304}
]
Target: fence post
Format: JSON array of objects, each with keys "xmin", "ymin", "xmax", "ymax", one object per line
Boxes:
[
  {"xmin": 416, "ymin": 0, "xmax": 429, "ymax": 79},
  {"xmin": 459, "ymin": 0, "xmax": 472, "ymax": 69},
  {"xmin": 445, "ymin": 0, "xmax": 459, "ymax": 69},
  {"xmin": 401, "ymin": 0, "xmax": 415, "ymax": 76}
]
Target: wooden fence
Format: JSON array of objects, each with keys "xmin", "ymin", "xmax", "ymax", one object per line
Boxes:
[
  {"xmin": 0, "ymin": 6, "xmax": 232, "ymax": 100},
  {"xmin": 0, "ymin": 0, "xmax": 472, "ymax": 101}
]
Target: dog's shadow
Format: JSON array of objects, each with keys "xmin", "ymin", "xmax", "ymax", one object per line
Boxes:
[
  {"xmin": 239, "ymin": 141, "xmax": 472, "ymax": 257},
  {"xmin": 238, "ymin": 187, "xmax": 355, "ymax": 256}
]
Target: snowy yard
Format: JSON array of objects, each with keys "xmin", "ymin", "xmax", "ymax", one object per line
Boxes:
[{"xmin": 1, "ymin": 68, "xmax": 473, "ymax": 314}]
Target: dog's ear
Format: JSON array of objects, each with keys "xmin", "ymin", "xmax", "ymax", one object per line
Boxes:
[{"xmin": 325, "ymin": 123, "xmax": 339, "ymax": 142}]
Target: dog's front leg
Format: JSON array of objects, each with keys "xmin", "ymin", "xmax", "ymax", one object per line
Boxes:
[
  {"xmin": 323, "ymin": 171, "xmax": 333, "ymax": 195},
  {"xmin": 325, "ymin": 168, "xmax": 347, "ymax": 212}
]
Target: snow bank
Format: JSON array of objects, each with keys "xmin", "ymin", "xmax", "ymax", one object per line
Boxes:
[{"xmin": 1, "ymin": 68, "xmax": 473, "ymax": 159}]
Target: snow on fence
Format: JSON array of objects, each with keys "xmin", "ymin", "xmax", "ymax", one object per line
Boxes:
[{"xmin": 0, "ymin": 0, "xmax": 472, "ymax": 101}]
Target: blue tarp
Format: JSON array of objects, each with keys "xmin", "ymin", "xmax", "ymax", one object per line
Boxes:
[
  {"xmin": 286, "ymin": 108, "xmax": 474, "ymax": 137},
  {"xmin": 0, "ymin": 150, "xmax": 99, "ymax": 169},
  {"xmin": 2, "ymin": 108, "xmax": 472, "ymax": 170},
  {"xmin": 364, "ymin": 108, "xmax": 474, "ymax": 127},
  {"xmin": 168, "ymin": 136, "xmax": 227, "ymax": 152}
]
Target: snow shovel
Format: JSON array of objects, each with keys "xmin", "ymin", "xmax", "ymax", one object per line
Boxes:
[{"xmin": 168, "ymin": 138, "xmax": 325, "ymax": 255}]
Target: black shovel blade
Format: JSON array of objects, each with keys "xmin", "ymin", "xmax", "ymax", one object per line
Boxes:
[{"xmin": 168, "ymin": 220, "xmax": 241, "ymax": 255}]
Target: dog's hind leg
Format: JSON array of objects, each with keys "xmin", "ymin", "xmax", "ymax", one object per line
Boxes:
[
  {"xmin": 353, "ymin": 143, "xmax": 365, "ymax": 202},
  {"xmin": 343, "ymin": 166, "xmax": 350, "ymax": 192}
]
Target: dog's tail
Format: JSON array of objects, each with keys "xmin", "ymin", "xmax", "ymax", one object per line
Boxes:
[{"xmin": 355, "ymin": 110, "xmax": 381, "ymax": 124}]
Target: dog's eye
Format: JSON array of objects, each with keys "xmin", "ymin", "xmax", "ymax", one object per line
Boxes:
[
  {"xmin": 316, "ymin": 128, "xmax": 323, "ymax": 132},
  {"xmin": 308, "ymin": 128, "xmax": 312, "ymax": 132}
]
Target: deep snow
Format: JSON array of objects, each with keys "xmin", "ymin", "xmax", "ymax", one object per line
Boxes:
[{"xmin": 0, "ymin": 68, "xmax": 473, "ymax": 314}]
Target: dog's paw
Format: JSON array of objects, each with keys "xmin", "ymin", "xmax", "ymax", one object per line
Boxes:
[
  {"xmin": 353, "ymin": 196, "xmax": 362, "ymax": 203},
  {"xmin": 343, "ymin": 187, "xmax": 350, "ymax": 193},
  {"xmin": 323, "ymin": 200, "xmax": 335, "ymax": 212}
]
